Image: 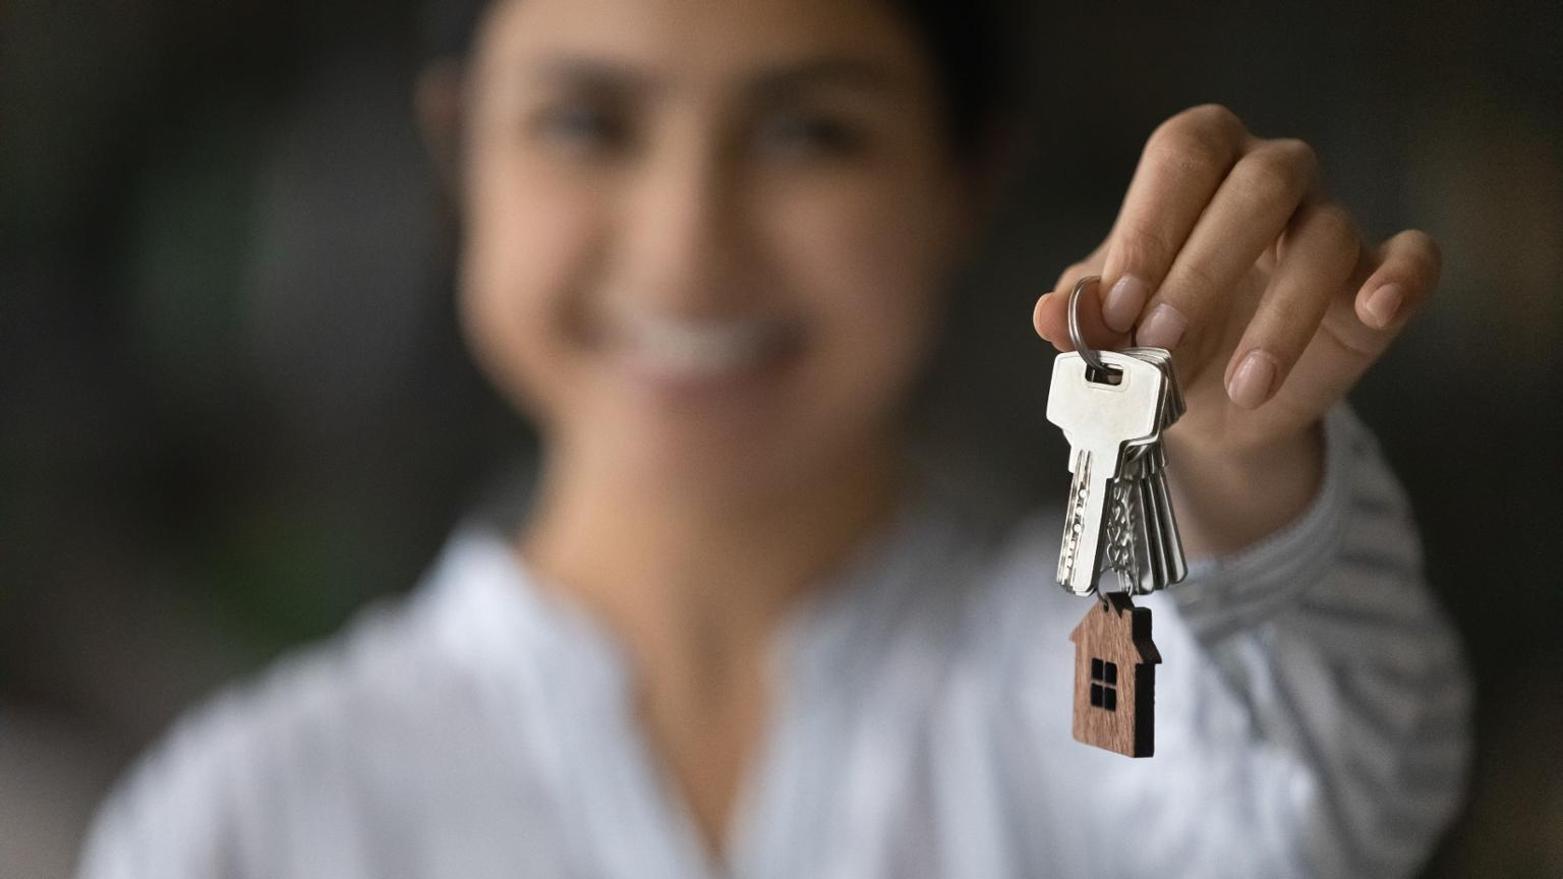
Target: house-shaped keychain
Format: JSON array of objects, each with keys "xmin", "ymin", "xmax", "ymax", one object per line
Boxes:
[{"xmin": 1069, "ymin": 592, "xmax": 1162, "ymax": 757}]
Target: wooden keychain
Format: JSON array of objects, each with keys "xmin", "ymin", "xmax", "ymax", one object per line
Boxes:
[
  {"xmin": 1069, "ymin": 593, "xmax": 1160, "ymax": 757},
  {"xmin": 1047, "ymin": 276, "xmax": 1186, "ymax": 758}
]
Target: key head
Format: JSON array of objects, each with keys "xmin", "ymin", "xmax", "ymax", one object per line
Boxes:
[
  {"xmin": 1047, "ymin": 352, "xmax": 1167, "ymax": 468},
  {"xmin": 1124, "ymin": 346, "xmax": 1185, "ymax": 425}
]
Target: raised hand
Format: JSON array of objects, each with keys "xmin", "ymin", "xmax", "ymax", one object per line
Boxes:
[{"xmin": 1033, "ymin": 104, "xmax": 1440, "ymax": 555}]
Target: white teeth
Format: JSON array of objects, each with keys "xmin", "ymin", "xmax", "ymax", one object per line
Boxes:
[{"xmin": 616, "ymin": 309, "xmax": 787, "ymax": 377}]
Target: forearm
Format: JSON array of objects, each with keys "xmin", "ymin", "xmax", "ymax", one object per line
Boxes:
[{"xmin": 1160, "ymin": 405, "xmax": 1472, "ymax": 877}]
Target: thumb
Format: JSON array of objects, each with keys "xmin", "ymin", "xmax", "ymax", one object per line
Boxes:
[{"xmin": 1034, "ymin": 271, "xmax": 1132, "ymax": 354}]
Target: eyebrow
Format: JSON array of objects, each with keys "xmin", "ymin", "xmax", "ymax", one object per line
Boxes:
[{"xmin": 528, "ymin": 54, "xmax": 907, "ymax": 101}]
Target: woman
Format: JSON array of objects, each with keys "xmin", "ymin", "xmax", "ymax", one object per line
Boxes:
[{"xmin": 81, "ymin": 0, "xmax": 1470, "ymax": 876}]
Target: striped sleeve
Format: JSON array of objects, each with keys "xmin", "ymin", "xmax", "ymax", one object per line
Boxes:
[{"xmin": 1162, "ymin": 404, "xmax": 1473, "ymax": 878}]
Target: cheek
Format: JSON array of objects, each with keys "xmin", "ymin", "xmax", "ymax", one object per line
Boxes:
[
  {"xmin": 766, "ymin": 172, "xmax": 959, "ymax": 397},
  {"xmin": 459, "ymin": 153, "xmax": 601, "ymax": 422}
]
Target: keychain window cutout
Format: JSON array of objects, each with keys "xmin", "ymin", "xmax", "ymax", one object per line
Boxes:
[{"xmin": 1089, "ymin": 659, "xmax": 1118, "ymax": 711}]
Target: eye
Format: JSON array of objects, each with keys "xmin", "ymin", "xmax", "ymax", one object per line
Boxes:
[
  {"xmin": 755, "ymin": 110, "xmax": 866, "ymax": 160},
  {"xmin": 529, "ymin": 100, "xmax": 631, "ymax": 155}
]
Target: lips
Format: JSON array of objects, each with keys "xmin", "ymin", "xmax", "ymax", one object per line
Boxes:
[{"xmin": 602, "ymin": 300, "xmax": 803, "ymax": 388}]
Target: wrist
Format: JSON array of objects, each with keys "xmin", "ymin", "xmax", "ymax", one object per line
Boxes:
[{"xmin": 1164, "ymin": 421, "xmax": 1326, "ymax": 559}]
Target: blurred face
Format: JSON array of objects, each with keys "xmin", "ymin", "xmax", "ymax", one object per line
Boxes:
[{"xmin": 458, "ymin": 0, "xmax": 978, "ymax": 498}]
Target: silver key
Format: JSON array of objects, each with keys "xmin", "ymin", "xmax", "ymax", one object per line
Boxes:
[
  {"xmin": 1111, "ymin": 443, "xmax": 1183, "ymax": 593},
  {"xmin": 1149, "ymin": 458, "xmax": 1187, "ymax": 585},
  {"xmin": 1104, "ymin": 471, "xmax": 1160, "ymax": 593},
  {"xmin": 1123, "ymin": 346, "xmax": 1185, "ymax": 422},
  {"xmin": 1048, "ymin": 351, "xmax": 1168, "ymax": 595},
  {"xmin": 1102, "ymin": 348, "xmax": 1187, "ymax": 593},
  {"xmin": 1134, "ymin": 349, "xmax": 1187, "ymax": 588}
]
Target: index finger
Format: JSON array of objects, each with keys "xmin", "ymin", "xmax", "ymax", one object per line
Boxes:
[{"xmin": 1098, "ymin": 105, "xmax": 1250, "ymax": 333}]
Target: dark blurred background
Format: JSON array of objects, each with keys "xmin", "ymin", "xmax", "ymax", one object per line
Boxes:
[{"xmin": 3, "ymin": 1, "xmax": 1560, "ymax": 876}]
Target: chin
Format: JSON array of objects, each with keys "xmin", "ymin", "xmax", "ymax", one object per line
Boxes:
[{"xmin": 577, "ymin": 387, "xmax": 878, "ymax": 507}]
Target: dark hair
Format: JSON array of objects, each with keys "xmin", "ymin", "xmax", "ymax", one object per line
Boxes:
[{"xmin": 420, "ymin": 0, "xmax": 1035, "ymax": 159}]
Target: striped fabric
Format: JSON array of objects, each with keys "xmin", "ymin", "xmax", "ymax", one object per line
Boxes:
[{"xmin": 78, "ymin": 406, "xmax": 1472, "ymax": 879}]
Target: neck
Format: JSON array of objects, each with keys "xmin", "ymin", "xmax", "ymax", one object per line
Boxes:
[{"xmin": 518, "ymin": 434, "xmax": 909, "ymax": 665}]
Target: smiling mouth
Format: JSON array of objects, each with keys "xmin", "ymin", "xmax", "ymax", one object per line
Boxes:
[{"xmin": 604, "ymin": 304, "xmax": 804, "ymax": 390}]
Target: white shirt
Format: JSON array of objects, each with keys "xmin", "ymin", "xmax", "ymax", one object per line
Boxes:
[{"xmin": 79, "ymin": 407, "xmax": 1472, "ymax": 878}]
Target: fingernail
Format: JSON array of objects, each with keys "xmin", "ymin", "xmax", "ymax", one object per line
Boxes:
[
  {"xmin": 1136, "ymin": 303, "xmax": 1188, "ymax": 350},
  {"xmin": 1102, "ymin": 275, "xmax": 1149, "ymax": 333},
  {"xmin": 1227, "ymin": 349, "xmax": 1279, "ymax": 409},
  {"xmin": 1364, "ymin": 283, "xmax": 1403, "ymax": 329}
]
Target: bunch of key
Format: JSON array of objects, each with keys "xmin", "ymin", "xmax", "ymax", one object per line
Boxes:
[{"xmin": 1047, "ymin": 346, "xmax": 1187, "ymax": 597}]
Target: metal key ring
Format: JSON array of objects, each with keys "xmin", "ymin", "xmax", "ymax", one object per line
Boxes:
[{"xmin": 1067, "ymin": 275, "xmax": 1110, "ymax": 374}]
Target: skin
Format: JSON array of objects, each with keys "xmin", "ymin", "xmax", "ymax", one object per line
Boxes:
[
  {"xmin": 1032, "ymin": 105, "xmax": 1441, "ymax": 555},
  {"xmin": 417, "ymin": 0, "xmax": 1441, "ymax": 861},
  {"xmin": 435, "ymin": 0, "xmax": 982, "ymax": 856}
]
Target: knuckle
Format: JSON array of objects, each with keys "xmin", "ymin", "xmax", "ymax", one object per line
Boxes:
[
  {"xmin": 1232, "ymin": 147, "xmax": 1309, "ymax": 205},
  {"xmin": 1271, "ymin": 138, "xmax": 1320, "ymax": 184},
  {"xmin": 1181, "ymin": 103, "xmax": 1245, "ymax": 138},
  {"xmin": 1144, "ymin": 129, "xmax": 1226, "ymax": 183},
  {"xmin": 1115, "ymin": 221, "xmax": 1178, "ymax": 272},
  {"xmin": 1147, "ymin": 105, "xmax": 1244, "ymax": 168},
  {"xmin": 1312, "ymin": 202, "xmax": 1360, "ymax": 254},
  {"xmin": 1164, "ymin": 259, "xmax": 1220, "ymax": 301},
  {"xmin": 1266, "ymin": 299, "xmax": 1314, "ymax": 343},
  {"xmin": 1311, "ymin": 200, "xmax": 1353, "ymax": 235}
]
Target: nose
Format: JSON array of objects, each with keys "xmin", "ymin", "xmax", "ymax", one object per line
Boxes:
[{"xmin": 613, "ymin": 125, "xmax": 752, "ymax": 316}]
